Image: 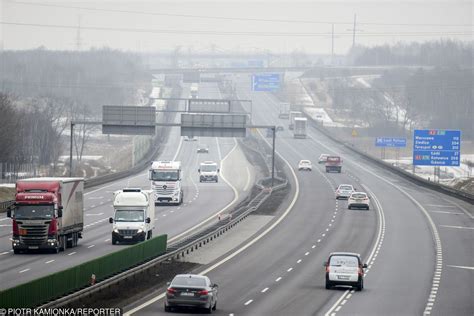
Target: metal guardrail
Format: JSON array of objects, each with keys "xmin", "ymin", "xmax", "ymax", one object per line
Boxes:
[
  {"xmin": 40, "ymin": 176, "xmax": 288, "ymax": 309},
  {"xmin": 307, "ymin": 117, "xmax": 474, "ymax": 205},
  {"xmin": 0, "ymin": 200, "xmax": 14, "ymax": 212}
]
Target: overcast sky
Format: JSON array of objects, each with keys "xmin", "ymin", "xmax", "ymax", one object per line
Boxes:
[{"xmin": 1, "ymin": 0, "xmax": 472, "ymax": 54}]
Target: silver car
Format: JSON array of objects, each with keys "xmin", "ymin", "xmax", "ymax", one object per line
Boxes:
[
  {"xmin": 165, "ymin": 274, "xmax": 218, "ymax": 313},
  {"xmin": 335, "ymin": 184, "xmax": 355, "ymax": 199}
]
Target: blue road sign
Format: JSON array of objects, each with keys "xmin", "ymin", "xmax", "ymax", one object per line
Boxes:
[
  {"xmin": 252, "ymin": 74, "xmax": 280, "ymax": 91},
  {"xmin": 375, "ymin": 137, "xmax": 407, "ymax": 148},
  {"xmin": 413, "ymin": 129, "xmax": 461, "ymax": 166}
]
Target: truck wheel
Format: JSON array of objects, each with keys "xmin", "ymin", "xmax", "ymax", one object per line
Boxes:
[
  {"xmin": 13, "ymin": 249, "xmax": 20, "ymax": 254},
  {"xmin": 60, "ymin": 236, "xmax": 66, "ymax": 251},
  {"xmin": 215, "ymin": 178, "xmax": 218, "ymax": 183},
  {"xmin": 66, "ymin": 234, "xmax": 73, "ymax": 248},
  {"xmin": 112, "ymin": 237, "xmax": 117, "ymax": 245},
  {"xmin": 147, "ymin": 231, "xmax": 152, "ymax": 240}
]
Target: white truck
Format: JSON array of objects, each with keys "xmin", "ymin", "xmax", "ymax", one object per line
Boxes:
[
  {"xmin": 109, "ymin": 188, "xmax": 155, "ymax": 244},
  {"xmin": 190, "ymin": 84, "xmax": 199, "ymax": 99},
  {"xmin": 289, "ymin": 111, "xmax": 303, "ymax": 130},
  {"xmin": 198, "ymin": 161, "xmax": 220, "ymax": 183},
  {"xmin": 293, "ymin": 117, "xmax": 307, "ymax": 138},
  {"xmin": 149, "ymin": 161, "xmax": 184, "ymax": 205},
  {"xmin": 278, "ymin": 102, "xmax": 290, "ymax": 119}
]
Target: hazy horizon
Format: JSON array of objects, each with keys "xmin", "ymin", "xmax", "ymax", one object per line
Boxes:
[{"xmin": 1, "ymin": 0, "xmax": 472, "ymax": 54}]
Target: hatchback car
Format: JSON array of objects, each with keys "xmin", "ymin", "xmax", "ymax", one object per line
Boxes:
[
  {"xmin": 348, "ymin": 192, "xmax": 370, "ymax": 210},
  {"xmin": 324, "ymin": 252, "xmax": 367, "ymax": 291},
  {"xmin": 298, "ymin": 160, "xmax": 312, "ymax": 171},
  {"xmin": 335, "ymin": 184, "xmax": 355, "ymax": 199},
  {"xmin": 165, "ymin": 274, "xmax": 218, "ymax": 313},
  {"xmin": 318, "ymin": 154, "xmax": 330, "ymax": 164},
  {"xmin": 197, "ymin": 146, "xmax": 209, "ymax": 153}
]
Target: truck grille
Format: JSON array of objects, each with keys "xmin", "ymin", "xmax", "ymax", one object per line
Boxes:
[
  {"xmin": 19, "ymin": 224, "xmax": 48, "ymax": 245},
  {"xmin": 118, "ymin": 229, "xmax": 138, "ymax": 236},
  {"xmin": 153, "ymin": 184, "xmax": 176, "ymax": 196}
]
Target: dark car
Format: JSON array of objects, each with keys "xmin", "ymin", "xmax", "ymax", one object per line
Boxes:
[
  {"xmin": 165, "ymin": 274, "xmax": 218, "ymax": 313},
  {"xmin": 197, "ymin": 146, "xmax": 209, "ymax": 153}
]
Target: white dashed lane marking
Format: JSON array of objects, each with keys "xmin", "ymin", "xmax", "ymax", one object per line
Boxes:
[
  {"xmin": 45, "ymin": 260, "xmax": 55, "ymax": 264},
  {"xmin": 275, "ymin": 277, "xmax": 282, "ymax": 282},
  {"xmin": 68, "ymin": 252, "xmax": 76, "ymax": 256},
  {"xmin": 19, "ymin": 269, "xmax": 30, "ymax": 273},
  {"xmin": 244, "ymin": 300, "xmax": 253, "ymax": 306},
  {"xmin": 261, "ymin": 287, "xmax": 269, "ymax": 293}
]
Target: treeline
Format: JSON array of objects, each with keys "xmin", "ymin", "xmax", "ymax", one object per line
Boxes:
[
  {"xmin": 374, "ymin": 67, "xmax": 473, "ymax": 138},
  {"xmin": 0, "ymin": 94, "xmax": 64, "ymax": 165},
  {"xmin": 348, "ymin": 40, "xmax": 473, "ymax": 67},
  {"xmin": 0, "ymin": 48, "xmax": 149, "ymax": 113},
  {"xmin": 0, "ymin": 48, "xmax": 150, "ymax": 167}
]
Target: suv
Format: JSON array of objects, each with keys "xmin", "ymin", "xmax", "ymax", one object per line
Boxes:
[
  {"xmin": 324, "ymin": 252, "xmax": 367, "ymax": 291},
  {"xmin": 348, "ymin": 192, "xmax": 370, "ymax": 210},
  {"xmin": 335, "ymin": 184, "xmax": 355, "ymax": 199}
]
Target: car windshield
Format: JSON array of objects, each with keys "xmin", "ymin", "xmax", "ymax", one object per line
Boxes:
[
  {"xmin": 172, "ymin": 276, "xmax": 207, "ymax": 287},
  {"xmin": 352, "ymin": 193, "xmax": 367, "ymax": 199},
  {"xmin": 114, "ymin": 210, "xmax": 145, "ymax": 222},
  {"xmin": 339, "ymin": 185, "xmax": 353, "ymax": 190},
  {"xmin": 330, "ymin": 255, "xmax": 359, "ymax": 267},
  {"xmin": 14, "ymin": 204, "xmax": 54, "ymax": 219},
  {"xmin": 151, "ymin": 170, "xmax": 179, "ymax": 181},
  {"xmin": 201, "ymin": 165, "xmax": 217, "ymax": 172}
]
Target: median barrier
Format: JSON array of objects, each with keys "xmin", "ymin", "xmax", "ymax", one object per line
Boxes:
[{"xmin": 0, "ymin": 234, "xmax": 167, "ymax": 308}]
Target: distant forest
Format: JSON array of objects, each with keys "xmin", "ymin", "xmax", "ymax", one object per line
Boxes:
[
  {"xmin": 0, "ymin": 48, "xmax": 149, "ymax": 166},
  {"xmin": 328, "ymin": 41, "xmax": 473, "ymax": 139}
]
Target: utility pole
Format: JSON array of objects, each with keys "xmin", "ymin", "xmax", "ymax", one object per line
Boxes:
[
  {"xmin": 75, "ymin": 15, "xmax": 82, "ymax": 51},
  {"xmin": 352, "ymin": 14, "xmax": 357, "ymax": 48},
  {"xmin": 331, "ymin": 24, "xmax": 335, "ymax": 65}
]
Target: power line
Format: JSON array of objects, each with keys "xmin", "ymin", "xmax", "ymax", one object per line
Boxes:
[
  {"xmin": 10, "ymin": 1, "xmax": 474, "ymax": 28},
  {"xmin": 1, "ymin": 21, "xmax": 471, "ymax": 38}
]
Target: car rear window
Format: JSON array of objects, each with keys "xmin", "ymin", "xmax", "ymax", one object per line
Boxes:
[
  {"xmin": 330, "ymin": 256, "xmax": 359, "ymax": 267},
  {"xmin": 171, "ymin": 276, "xmax": 207, "ymax": 287},
  {"xmin": 340, "ymin": 185, "xmax": 352, "ymax": 190},
  {"xmin": 352, "ymin": 193, "xmax": 367, "ymax": 199}
]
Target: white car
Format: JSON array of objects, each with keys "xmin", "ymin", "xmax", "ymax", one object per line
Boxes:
[
  {"xmin": 348, "ymin": 192, "xmax": 370, "ymax": 210},
  {"xmin": 335, "ymin": 184, "xmax": 355, "ymax": 200},
  {"xmin": 298, "ymin": 160, "xmax": 312, "ymax": 171},
  {"xmin": 318, "ymin": 154, "xmax": 330, "ymax": 164},
  {"xmin": 325, "ymin": 252, "xmax": 367, "ymax": 291}
]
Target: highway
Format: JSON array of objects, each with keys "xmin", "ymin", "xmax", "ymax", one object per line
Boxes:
[
  {"xmin": 127, "ymin": 75, "xmax": 473, "ymax": 315},
  {"xmin": 0, "ymin": 82, "xmax": 255, "ymax": 290}
]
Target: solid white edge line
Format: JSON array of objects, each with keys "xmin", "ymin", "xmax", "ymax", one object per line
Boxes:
[
  {"xmin": 243, "ymin": 166, "xmax": 251, "ymax": 192},
  {"xmin": 124, "ymin": 134, "xmax": 300, "ymax": 316}
]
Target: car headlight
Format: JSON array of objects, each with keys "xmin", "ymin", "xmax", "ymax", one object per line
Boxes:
[
  {"xmin": 137, "ymin": 229, "xmax": 143, "ymax": 234},
  {"xmin": 113, "ymin": 229, "xmax": 119, "ymax": 233}
]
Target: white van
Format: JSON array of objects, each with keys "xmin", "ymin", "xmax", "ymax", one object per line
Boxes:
[{"xmin": 109, "ymin": 188, "xmax": 155, "ymax": 244}]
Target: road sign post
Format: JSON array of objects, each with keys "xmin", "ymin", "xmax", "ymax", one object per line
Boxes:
[{"xmin": 413, "ymin": 129, "xmax": 461, "ymax": 166}]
